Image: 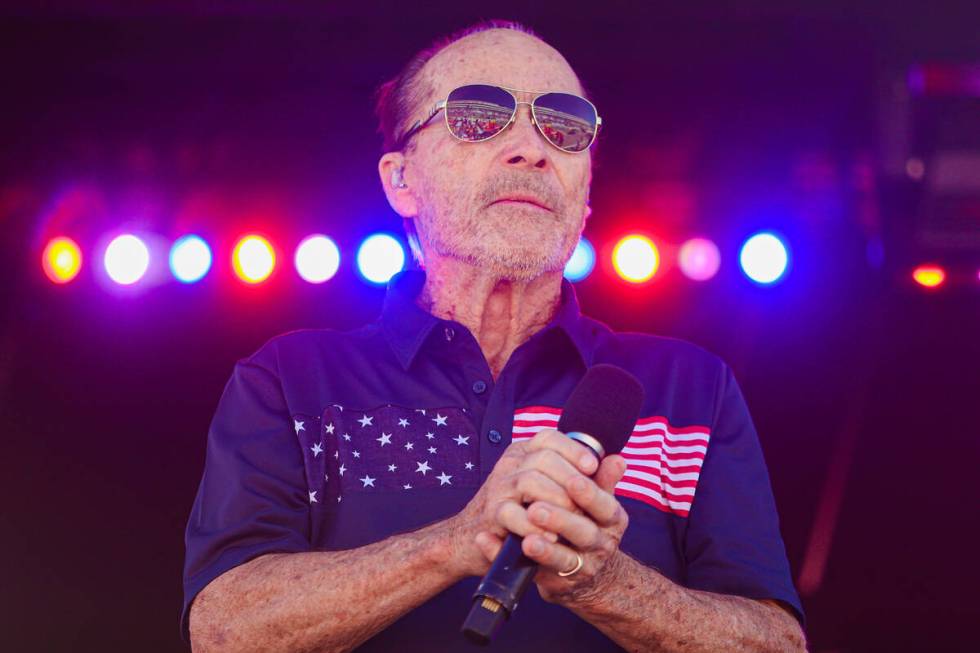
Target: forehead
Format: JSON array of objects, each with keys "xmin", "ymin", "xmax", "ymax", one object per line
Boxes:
[{"xmin": 417, "ymin": 29, "xmax": 584, "ymax": 103}]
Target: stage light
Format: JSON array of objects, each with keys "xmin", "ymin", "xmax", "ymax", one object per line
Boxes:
[
  {"xmin": 233, "ymin": 235, "xmax": 275, "ymax": 284},
  {"xmin": 912, "ymin": 265, "xmax": 945, "ymax": 288},
  {"xmin": 678, "ymin": 238, "xmax": 721, "ymax": 281},
  {"xmin": 739, "ymin": 232, "xmax": 789, "ymax": 285},
  {"xmin": 357, "ymin": 233, "xmax": 405, "ymax": 285},
  {"xmin": 42, "ymin": 237, "xmax": 82, "ymax": 284},
  {"xmin": 612, "ymin": 235, "xmax": 659, "ymax": 283},
  {"xmin": 104, "ymin": 234, "xmax": 150, "ymax": 285},
  {"xmin": 295, "ymin": 235, "xmax": 340, "ymax": 284},
  {"xmin": 564, "ymin": 237, "xmax": 595, "ymax": 282},
  {"xmin": 169, "ymin": 235, "xmax": 212, "ymax": 283}
]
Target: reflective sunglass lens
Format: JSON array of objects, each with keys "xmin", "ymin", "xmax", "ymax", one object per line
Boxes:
[
  {"xmin": 532, "ymin": 92, "xmax": 597, "ymax": 152},
  {"xmin": 445, "ymin": 84, "xmax": 516, "ymax": 142}
]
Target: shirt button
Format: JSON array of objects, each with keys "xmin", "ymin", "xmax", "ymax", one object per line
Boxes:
[
  {"xmin": 444, "ymin": 326, "xmax": 455, "ymax": 341},
  {"xmin": 487, "ymin": 429, "xmax": 502, "ymax": 444},
  {"xmin": 472, "ymin": 380, "xmax": 487, "ymax": 394}
]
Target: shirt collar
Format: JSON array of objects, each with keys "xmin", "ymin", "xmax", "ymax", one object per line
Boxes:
[{"xmin": 381, "ymin": 269, "xmax": 599, "ymax": 371}]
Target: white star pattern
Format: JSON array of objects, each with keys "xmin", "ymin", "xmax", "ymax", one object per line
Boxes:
[
  {"xmin": 294, "ymin": 419, "xmax": 305, "ymax": 434},
  {"xmin": 315, "ymin": 407, "xmax": 478, "ymax": 494}
]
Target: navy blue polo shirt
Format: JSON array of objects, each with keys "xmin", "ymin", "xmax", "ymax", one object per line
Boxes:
[{"xmin": 181, "ymin": 270, "xmax": 803, "ymax": 649}]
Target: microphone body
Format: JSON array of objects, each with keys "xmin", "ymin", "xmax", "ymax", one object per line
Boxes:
[
  {"xmin": 468, "ymin": 433, "xmax": 602, "ymax": 621},
  {"xmin": 461, "ymin": 364, "xmax": 644, "ymax": 645}
]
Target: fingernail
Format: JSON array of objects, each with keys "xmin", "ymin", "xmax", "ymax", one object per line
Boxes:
[
  {"xmin": 534, "ymin": 508, "xmax": 550, "ymax": 522},
  {"xmin": 528, "ymin": 540, "xmax": 543, "ymax": 555}
]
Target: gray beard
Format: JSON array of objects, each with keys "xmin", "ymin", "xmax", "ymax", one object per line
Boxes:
[{"xmin": 414, "ymin": 171, "xmax": 582, "ymax": 280}]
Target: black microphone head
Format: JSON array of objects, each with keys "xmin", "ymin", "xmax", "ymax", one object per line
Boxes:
[{"xmin": 557, "ymin": 364, "xmax": 645, "ymax": 456}]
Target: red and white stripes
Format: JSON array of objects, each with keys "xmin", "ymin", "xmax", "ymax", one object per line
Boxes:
[{"xmin": 512, "ymin": 406, "xmax": 711, "ymax": 517}]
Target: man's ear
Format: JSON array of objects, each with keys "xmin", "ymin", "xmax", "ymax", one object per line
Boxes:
[{"xmin": 378, "ymin": 152, "xmax": 418, "ymax": 218}]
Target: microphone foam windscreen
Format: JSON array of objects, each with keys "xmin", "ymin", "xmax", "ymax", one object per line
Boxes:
[{"xmin": 557, "ymin": 364, "xmax": 645, "ymax": 455}]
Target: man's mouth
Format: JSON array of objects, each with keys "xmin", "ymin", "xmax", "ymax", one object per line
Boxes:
[{"xmin": 489, "ymin": 196, "xmax": 552, "ymax": 212}]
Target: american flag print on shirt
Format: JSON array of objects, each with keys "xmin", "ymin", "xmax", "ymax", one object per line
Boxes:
[
  {"xmin": 294, "ymin": 405, "xmax": 481, "ymax": 505},
  {"xmin": 511, "ymin": 405, "xmax": 711, "ymax": 517}
]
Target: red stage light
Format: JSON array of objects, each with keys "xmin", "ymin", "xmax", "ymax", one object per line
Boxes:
[
  {"xmin": 233, "ymin": 235, "xmax": 276, "ymax": 284},
  {"xmin": 912, "ymin": 265, "xmax": 945, "ymax": 288},
  {"xmin": 612, "ymin": 235, "xmax": 660, "ymax": 283},
  {"xmin": 42, "ymin": 237, "xmax": 82, "ymax": 284}
]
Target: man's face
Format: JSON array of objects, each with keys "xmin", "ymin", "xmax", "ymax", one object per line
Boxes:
[{"xmin": 396, "ymin": 29, "xmax": 592, "ymax": 280}]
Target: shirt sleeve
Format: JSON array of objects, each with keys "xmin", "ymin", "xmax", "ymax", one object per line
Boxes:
[
  {"xmin": 683, "ymin": 363, "xmax": 805, "ymax": 628},
  {"xmin": 180, "ymin": 354, "xmax": 311, "ymax": 644}
]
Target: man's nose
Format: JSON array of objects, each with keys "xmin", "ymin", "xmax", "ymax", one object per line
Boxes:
[{"xmin": 498, "ymin": 103, "xmax": 549, "ymax": 170}]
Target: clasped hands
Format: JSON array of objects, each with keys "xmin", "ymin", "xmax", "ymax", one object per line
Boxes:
[{"xmin": 450, "ymin": 428, "xmax": 630, "ymax": 607}]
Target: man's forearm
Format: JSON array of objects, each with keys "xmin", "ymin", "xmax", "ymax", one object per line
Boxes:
[
  {"xmin": 189, "ymin": 519, "xmax": 462, "ymax": 653},
  {"xmin": 567, "ymin": 551, "xmax": 806, "ymax": 653}
]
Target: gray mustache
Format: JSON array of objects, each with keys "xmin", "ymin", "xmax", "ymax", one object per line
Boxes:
[{"xmin": 478, "ymin": 174, "xmax": 564, "ymax": 211}]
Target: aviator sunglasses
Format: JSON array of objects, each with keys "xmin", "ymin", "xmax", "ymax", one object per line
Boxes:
[{"xmin": 395, "ymin": 83, "xmax": 602, "ymax": 154}]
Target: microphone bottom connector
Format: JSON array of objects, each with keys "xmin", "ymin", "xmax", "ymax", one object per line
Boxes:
[{"xmin": 461, "ymin": 596, "xmax": 509, "ymax": 645}]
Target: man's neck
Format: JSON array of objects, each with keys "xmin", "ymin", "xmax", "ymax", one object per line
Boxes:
[{"xmin": 417, "ymin": 256, "xmax": 563, "ymax": 380}]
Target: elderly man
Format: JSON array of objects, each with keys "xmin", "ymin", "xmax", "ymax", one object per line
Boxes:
[{"xmin": 182, "ymin": 21, "xmax": 806, "ymax": 652}]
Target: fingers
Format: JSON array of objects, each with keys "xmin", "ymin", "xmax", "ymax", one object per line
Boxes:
[
  {"xmin": 564, "ymin": 470, "xmax": 623, "ymax": 527},
  {"xmin": 526, "ymin": 500, "xmax": 621, "ymax": 552},
  {"xmin": 593, "ymin": 454, "xmax": 628, "ymax": 495},
  {"xmin": 524, "ymin": 429, "xmax": 598, "ymax": 476},
  {"xmin": 495, "ymin": 500, "xmax": 561, "ymax": 541},
  {"xmin": 521, "ymin": 532, "xmax": 587, "ymax": 576},
  {"xmin": 474, "ymin": 531, "xmax": 503, "ymax": 562},
  {"xmin": 513, "ymin": 468, "xmax": 577, "ymax": 512}
]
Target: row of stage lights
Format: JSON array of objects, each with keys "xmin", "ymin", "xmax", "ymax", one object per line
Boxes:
[
  {"xmin": 40, "ymin": 231, "xmax": 973, "ymax": 290},
  {"xmin": 41, "ymin": 231, "xmax": 972, "ymax": 290},
  {"xmin": 40, "ymin": 231, "xmax": 799, "ymax": 288}
]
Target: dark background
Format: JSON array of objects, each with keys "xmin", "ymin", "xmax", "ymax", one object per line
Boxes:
[{"xmin": 2, "ymin": 2, "xmax": 978, "ymax": 651}]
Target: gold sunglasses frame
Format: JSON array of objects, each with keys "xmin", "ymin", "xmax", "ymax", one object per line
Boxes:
[{"xmin": 395, "ymin": 83, "xmax": 602, "ymax": 154}]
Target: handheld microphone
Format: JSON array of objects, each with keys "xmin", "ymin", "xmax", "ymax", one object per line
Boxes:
[{"xmin": 461, "ymin": 364, "xmax": 644, "ymax": 645}]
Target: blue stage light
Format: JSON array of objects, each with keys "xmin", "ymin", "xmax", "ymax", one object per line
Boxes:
[
  {"xmin": 564, "ymin": 237, "xmax": 596, "ymax": 282},
  {"xmin": 169, "ymin": 235, "xmax": 212, "ymax": 283},
  {"xmin": 357, "ymin": 233, "xmax": 405, "ymax": 285},
  {"xmin": 739, "ymin": 232, "xmax": 789, "ymax": 285}
]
